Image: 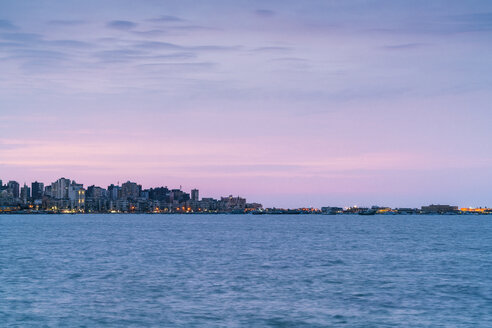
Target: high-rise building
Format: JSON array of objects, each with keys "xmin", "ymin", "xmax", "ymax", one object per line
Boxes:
[
  {"xmin": 51, "ymin": 178, "xmax": 70, "ymax": 199},
  {"xmin": 140, "ymin": 189, "xmax": 150, "ymax": 200},
  {"xmin": 149, "ymin": 187, "xmax": 170, "ymax": 201},
  {"xmin": 0, "ymin": 179, "xmax": 3, "ymax": 188},
  {"xmin": 107, "ymin": 184, "xmax": 121, "ymax": 200},
  {"xmin": 20, "ymin": 183, "xmax": 31, "ymax": 202},
  {"xmin": 31, "ymin": 181, "xmax": 44, "ymax": 200},
  {"xmin": 68, "ymin": 181, "xmax": 85, "ymax": 210},
  {"xmin": 86, "ymin": 185, "xmax": 106, "ymax": 199},
  {"xmin": 169, "ymin": 189, "xmax": 190, "ymax": 204},
  {"xmin": 7, "ymin": 181, "xmax": 20, "ymax": 198},
  {"xmin": 121, "ymin": 181, "xmax": 140, "ymax": 200},
  {"xmin": 191, "ymin": 189, "xmax": 199, "ymax": 201}
]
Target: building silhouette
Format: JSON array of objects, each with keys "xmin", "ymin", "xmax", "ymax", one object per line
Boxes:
[
  {"xmin": 31, "ymin": 181, "xmax": 44, "ymax": 200},
  {"xmin": 7, "ymin": 181, "xmax": 20, "ymax": 198}
]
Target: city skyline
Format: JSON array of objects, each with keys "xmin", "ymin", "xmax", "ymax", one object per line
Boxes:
[
  {"xmin": 1, "ymin": 176, "xmax": 491, "ymax": 214},
  {"xmin": 0, "ymin": 176, "xmax": 262, "ymax": 214},
  {"xmin": 1, "ymin": 1, "xmax": 492, "ymax": 208},
  {"xmin": 1, "ymin": 176, "xmax": 492, "ymax": 212}
]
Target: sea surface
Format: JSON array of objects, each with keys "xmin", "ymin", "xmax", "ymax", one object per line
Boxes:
[{"xmin": 0, "ymin": 214, "xmax": 491, "ymax": 327}]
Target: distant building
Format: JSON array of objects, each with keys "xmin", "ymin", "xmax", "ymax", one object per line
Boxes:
[
  {"xmin": 7, "ymin": 181, "xmax": 20, "ymax": 198},
  {"xmin": 31, "ymin": 181, "xmax": 44, "ymax": 200},
  {"xmin": 220, "ymin": 195, "xmax": 246, "ymax": 211},
  {"xmin": 44, "ymin": 185, "xmax": 52, "ymax": 197},
  {"xmin": 51, "ymin": 178, "xmax": 70, "ymax": 199},
  {"xmin": 85, "ymin": 186, "xmax": 108, "ymax": 213},
  {"xmin": 421, "ymin": 204, "xmax": 459, "ymax": 214},
  {"xmin": 149, "ymin": 187, "xmax": 170, "ymax": 202},
  {"xmin": 191, "ymin": 189, "xmax": 199, "ymax": 201},
  {"xmin": 107, "ymin": 184, "xmax": 121, "ymax": 200},
  {"xmin": 20, "ymin": 183, "xmax": 31, "ymax": 203},
  {"xmin": 68, "ymin": 181, "xmax": 85, "ymax": 210},
  {"xmin": 321, "ymin": 207, "xmax": 343, "ymax": 214},
  {"xmin": 140, "ymin": 189, "xmax": 150, "ymax": 200},
  {"xmin": 343, "ymin": 206, "xmax": 368, "ymax": 214},
  {"xmin": 121, "ymin": 181, "xmax": 140, "ymax": 200},
  {"xmin": 86, "ymin": 185, "xmax": 106, "ymax": 199},
  {"xmin": 396, "ymin": 208, "xmax": 418, "ymax": 215},
  {"xmin": 245, "ymin": 202, "xmax": 262, "ymax": 210},
  {"xmin": 169, "ymin": 189, "xmax": 190, "ymax": 204},
  {"xmin": 200, "ymin": 198, "xmax": 218, "ymax": 211}
]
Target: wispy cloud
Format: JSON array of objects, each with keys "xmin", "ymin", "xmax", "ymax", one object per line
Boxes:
[
  {"xmin": 132, "ymin": 29, "xmax": 166, "ymax": 36},
  {"xmin": 0, "ymin": 32, "xmax": 42, "ymax": 42},
  {"xmin": 383, "ymin": 43, "xmax": 427, "ymax": 50},
  {"xmin": 365, "ymin": 12, "xmax": 492, "ymax": 36},
  {"xmin": 47, "ymin": 19, "xmax": 86, "ymax": 26},
  {"xmin": 134, "ymin": 41, "xmax": 183, "ymax": 50},
  {"xmin": 148, "ymin": 15, "xmax": 184, "ymax": 23},
  {"xmin": 270, "ymin": 57, "xmax": 307, "ymax": 62},
  {"xmin": 192, "ymin": 45, "xmax": 239, "ymax": 51},
  {"xmin": 0, "ymin": 32, "xmax": 92, "ymax": 60},
  {"xmin": 0, "ymin": 41, "xmax": 25, "ymax": 49},
  {"xmin": 5, "ymin": 49, "xmax": 67, "ymax": 60},
  {"xmin": 107, "ymin": 20, "xmax": 137, "ymax": 30},
  {"xmin": 146, "ymin": 15, "xmax": 216, "ymax": 34},
  {"xmin": 94, "ymin": 49, "xmax": 146, "ymax": 63},
  {"xmin": 94, "ymin": 48, "xmax": 198, "ymax": 64},
  {"xmin": 47, "ymin": 39, "xmax": 92, "ymax": 48},
  {"xmin": 448, "ymin": 12, "xmax": 492, "ymax": 32},
  {"xmin": 153, "ymin": 52, "xmax": 196, "ymax": 60},
  {"xmin": 255, "ymin": 9, "xmax": 275, "ymax": 17},
  {"xmin": 137, "ymin": 62, "xmax": 215, "ymax": 71},
  {"xmin": 0, "ymin": 19, "xmax": 18, "ymax": 30},
  {"xmin": 253, "ymin": 46, "xmax": 290, "ymax": 52},
  {"xmin": 134, "ymin": 41, "xmax": 239, "ymax": 52},
  {"xmin": 168, "ymin": 25, "xmax": 217, "ymax": 31}
]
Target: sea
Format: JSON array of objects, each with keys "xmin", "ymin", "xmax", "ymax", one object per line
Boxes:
[{"xmin": 0, "ymin": 214, "xmax": 490, "ymax": 327}]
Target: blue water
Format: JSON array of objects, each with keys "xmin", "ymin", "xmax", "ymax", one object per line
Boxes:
[{"xmin": 0, "ymin": 214, "xmax": 490, "ymax": 327}]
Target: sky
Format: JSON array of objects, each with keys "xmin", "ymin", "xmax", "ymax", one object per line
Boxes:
[{"xmin": 1, "ymin": 0, "xmax": 492, "ymax": 208}]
